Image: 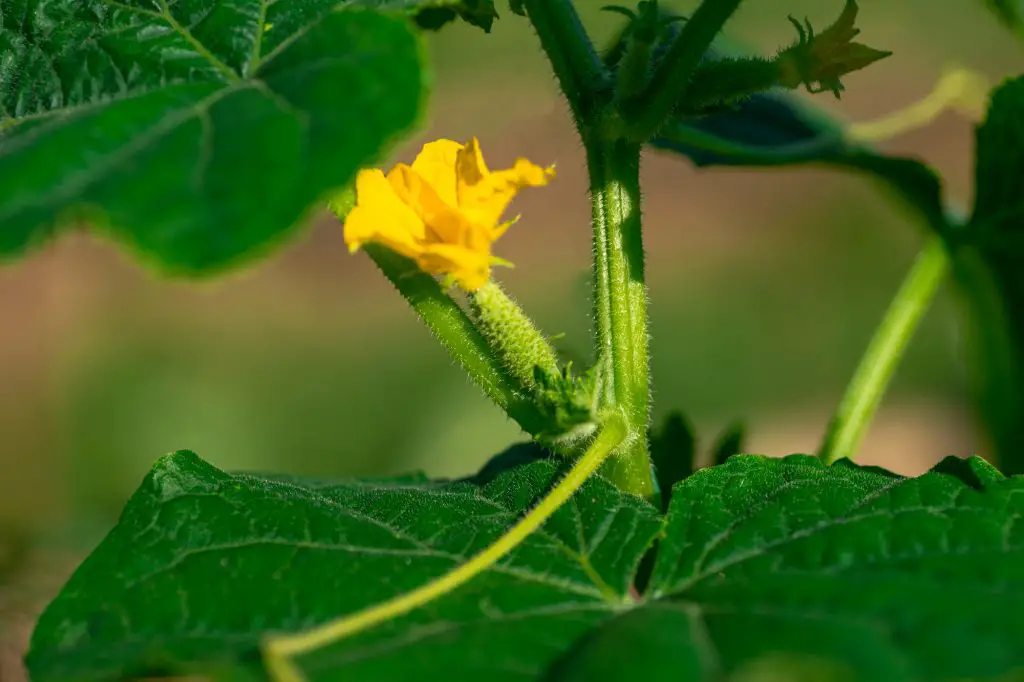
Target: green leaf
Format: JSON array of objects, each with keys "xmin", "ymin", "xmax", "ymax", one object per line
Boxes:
[
  {"xmin": 29, "ymin": 450, "xmax": 1024, "ymax": 680},
  {"xmin": 970, "ymin": 75, "xmax": 1024, "ymax": 239},
  {"xmin": 650, "ymin": 411, "xmax": 696, "ymax": 509},
  {"xmin": 26, "ymin": 448, "xmax": 662, "ymax": 681},
  {"xmin": 652, "ymin": 66, "xmax": 1024, "ymax": 479},
  {"xmin": 622, "ymin": 455, "xmax": 1023, "ymax": 681},
  {"xmin": 0, "ymin": 0, "xmax": 491, "ymax": 274},
  {"xmin": 956, "ymin": 75, "xmax": 1024, "ymax": 475},
  {"xmin": 708, "ymin": 419, "xmax": 744, "ymax": 467}
]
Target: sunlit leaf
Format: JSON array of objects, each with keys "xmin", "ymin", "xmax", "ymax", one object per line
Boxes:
[
  {"xmin": 28, "ymin": 451, "xmax": 1024, "ymax": 680},
  {"xmin": 0, "ymin": 0, "xmax": 493, "ymax": 273}
]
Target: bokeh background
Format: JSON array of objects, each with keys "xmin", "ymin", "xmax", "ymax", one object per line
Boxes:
[{"xmin": 2, "ymin": 0, "xmax": 1022, "ymax": 678}]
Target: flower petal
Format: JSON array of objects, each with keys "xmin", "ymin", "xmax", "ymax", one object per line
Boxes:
[
  {"xmin": 454, "ymin": 136, "xmax": 491, "ymax": 185},
  {"xmin": 419, "ymin": 242, "xmax": 494, "ymax": 291},
  {"xmin": 456, "ymin": 138, "xmax": 555, "ymax": 228},
  {"xmin": 343, "ymin": 138, "xmax": 549, "ymax": 292},
  {"xmin": 343, "ymin": 169, "xmax": 425, "ymax": 260},
  {"xmin": 410, "ymin": 139, "xmax": 464, "ymax": 208},
  {"xmin": 388, "ymin": 163, "xmax": 473, "ymax": 247}
]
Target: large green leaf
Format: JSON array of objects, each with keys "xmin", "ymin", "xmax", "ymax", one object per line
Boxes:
[
  {"xmin": 640, "ymin": 454, "xmax": 1024, "ymax": 682},
  {"xmin": 0, "ymin": 0, "xmax": 492, "ymax": 273},
  {"xmin": 956, "ymin": 75, "xmax": 1024, "ymax": 475},
  {"xmin": 28, "ymin": 450, "xmax": 1024, "ymax": 681},
  {"xmin": 26, "ymin": 449, "xmax": 663, "ymax": 681}
]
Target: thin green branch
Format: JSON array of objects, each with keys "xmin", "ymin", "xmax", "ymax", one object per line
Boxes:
[
  {"xmin": 518, "ymin": 0, "xmax": 608, "ymax": 128},
  {"xmin": 818, "ymin": 236, "xmax": 950, "ymax": 464},
  {"xmin": 263, "ymin": 412, "xmax": 629, "ymax": 680},
  {"xmin": 656, "ymin": 119, "xmax": 845, "ymax": 165}
]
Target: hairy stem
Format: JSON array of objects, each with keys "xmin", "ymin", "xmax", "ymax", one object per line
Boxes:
[
  {"xmin": 365, "ymin": 245, "xmax": 547, "ymax": 437},
  {"xmin": 587, "ymin": 137, "xmax": 654, "ymax": 497},
  {"xmin": 517, "ymin": 0, "xmax": 608, "ymax": 129},
  {"xmin": 519, "ymin": 0, "xmax": 654, "ymax": 496}
]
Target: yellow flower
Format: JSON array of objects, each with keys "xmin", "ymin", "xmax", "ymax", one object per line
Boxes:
[{"xmin": 343, "ymin": 137, "xmax": 555, "ymax": 291}]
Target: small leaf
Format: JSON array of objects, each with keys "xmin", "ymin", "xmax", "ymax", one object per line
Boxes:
[
  {"xmin": 929, "ymin": 453, "xmax": 1006, "ymax": 489},
  {"xmin": 0, "ymin": 0, "xmax": 492, "ymax": 274},
  {"xmin": 708, "ymin": 419, "xmax": 745, "ymax": 466},
  {"xmin": 650, "ymin": 411, "xmax": 697, "ymax": 509},
  {"xmin": 468, "ymin": 440, "xmax": 552, "ymax": 484}
]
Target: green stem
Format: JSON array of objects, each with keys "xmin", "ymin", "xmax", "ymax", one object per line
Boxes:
[
  {"xmin": 618, "ymin": 0, "xmax": 746, "ymax": 141},
  {"xmin": 679, "ymin": 55, "xmax": 784, "ymax": 115},
  {"xmin": 520, "ymin": 0, "xmax": 653, "ymax": 496},
  {"xmin": 365, "ymin": 245, "xmax": 548, "ymax": 437},
  {"xmin": 518, "ymin": 0, "xmax": 608, "ymax": 129},
  {"xmin": 262, "ymin": 412, "xmax": 628, "ymax": 676},
  {"xmin": 586, "ymin": 136, "xmax": 653, "ymax": 498},
  {"xmin": 657, "ymin": 119, "xmax": 844, "ymax": 165},
  {"xmin": 818, "ymin": 236, "xmax": 950, "ymax": 465}
]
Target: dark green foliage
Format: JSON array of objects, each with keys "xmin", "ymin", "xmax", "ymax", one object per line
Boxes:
[
  {"xmin": 27, "ymin": 449, "xmax": 1024, "ymax": 681},
  {"xmin": 649, "ymin": 411, "xmax": 696, "ymax": 509},
  {"xmin": 957, "ymin": 76, "xmax": 1024, "ymax": 474},
  {"xmin": 0, "ymin": 0, "xmax": 492, "ymax": 273},
  {"xmin": 708, "ymin": 419, "xmax": 745, "ymax": 466}
]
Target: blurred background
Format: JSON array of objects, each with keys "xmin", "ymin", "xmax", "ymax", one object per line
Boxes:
[{"xmin": 1, "ymin": 0, "xmax": 1022, "ymax": 678}]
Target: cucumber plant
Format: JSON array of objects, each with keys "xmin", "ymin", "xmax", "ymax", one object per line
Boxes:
[{"xmin": 2, "ymin": 1, "xmax": 1024, "ymax": 680}]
